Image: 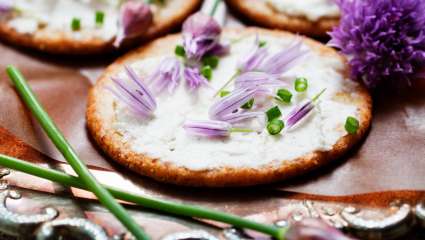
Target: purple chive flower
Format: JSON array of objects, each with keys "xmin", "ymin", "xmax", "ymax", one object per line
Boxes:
[
  {"xmin": 234, "ymin": 71, "xmax": 287, "ymax": 89},
  {"xmin": 286, "ymin": 89, "xmax": 326, "ymax": 130},
  {"xmin": 237, "ymin": 35, "xmax": 269, "ymax": 73},
  {"xmin": 0, "ymin": 0, "xmax": 13, "ymax": 13},
  {"xmin": 183, "ymin": 120, "xmax": 232, "ymax": 137},
  {"xmin": 114, "ymin": 1, "xmax": 153, "ymax": 47},
  {"xmin": 108, "ymin": 65, "xmax": 156, "ymax": 117},
  {"xmin": 329, "ymin": 0, "xmax": 425, "ymax": 89},
  {"xmin": 259, "ymin": 38, "xmax": 308, "ymax": 75},
  {"xmin": 182, "ymin": 12, "xmax": 222, "ymax": 60},
  {"xmin": 183, "ymin": 67, "xmax": 209, "ymax": 90},
  {"xmin": 148, "ymin": 57, "xmax": 181, "ymax": 94},
  {"xmin": 286, "ymin": 218, "xmax": 355, "ymax": 240},
  {"xmin": 209, "ymin": 87, "xmax": 260, "ymax": 121},
  {"xmin": 217, "ymin": 111, "xmax": 264, "ymax": 124}
]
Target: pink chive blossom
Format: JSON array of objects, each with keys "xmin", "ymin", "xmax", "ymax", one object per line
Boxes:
[
  {"xmin": 237, "ymin": 35, "xmax": 269, "ymax": 73},
  {"xmin": 183, "ymin": 120, "xmax": 232, "ymax": 137},
  {"xmin": 209, "ymin": 87, "xmax": 261, "ymax": 121},
  {"xmin": 182, "ymin": 12, "xmax": 222, "ymax": 60},
  {"xmin": 259, "ymin": 38, "xmax": 308, "ymax": 75},
  {"xmin": 114, "ymin": 1, "xmax": 153, "ymax": 47},
  {"xmin": 148, "ymin": 57, "xmax": 181, "ymax": 94},
  {"xmin": 286, "ymin": 89, "xmax": 326, "ymax": 130},
  {"xmin": 183, "ymin": 67, "xmax": 209, "ymax": 90},
  {"xmin": 286, "ymin": 218, "xmax": 355, "ymax": 240},
  {"xmin": 108, "ymin": 65, "xmax": 156, "ymax": 117}
]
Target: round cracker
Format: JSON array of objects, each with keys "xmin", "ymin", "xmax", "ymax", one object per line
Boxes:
[
  {"xmin": 0, "ymin": 0, "xmax": 201, "ymax": 55},
  {"xmin": 87, "ymin": 28, "xmax": 372, "ymax": 187},
  {"xmin": 225, "ymin": 0, "xmax": 339, "ymax": 37}
]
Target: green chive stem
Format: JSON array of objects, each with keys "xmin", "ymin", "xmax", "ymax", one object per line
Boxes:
[
  {"xmin": 213, "ymin": 70, "xmax": 240, "ymax": 97},
  {"xmin": 6, "ymin": 66, "xmax": 149, "ymax": 240},
  {"xmin": 312, "ymin": 88, "xmax": 327, "ymax": 102},
  {"xmin": 209, "ymin": 0, "xmax": 221, "ymax": 17},
  {"xmin": 0, "ymin": 154, "xmax": 286, "ymax": 240},
  {"xmin": 229, "ymin": 128, "xmax": 254, "ymax": 133}
]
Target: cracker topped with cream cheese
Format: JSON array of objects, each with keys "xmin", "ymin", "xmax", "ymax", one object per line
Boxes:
[
  {"xmin": 87, "ymin": 28, "xmax": 371, "ymax": 186},
  {"xmin": 0, "ymin": 0, "xmax": 201, "ymax": 54}
]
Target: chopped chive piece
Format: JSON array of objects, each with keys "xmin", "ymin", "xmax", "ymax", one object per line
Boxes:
[
  {"xmin": 202, "ymin": 55, "xmax": 219, "ymax": 69},
  {"xmin": 276, "ymin": 88, "xmax": 292, "ymax": 103},
  {"xmin": 267, "ymin": 119, "xmax": 284, "ymax": 135},
  {"xmin": 266, "ymin": 106, "xmax": 281, "ymax": 121},
  {"xmin": 201, "ymin": 65, "xmax": 213, "ymax": 80},
  {"xmin": 95, "ymin": 11, "xmax": 105, "ymax": 26},
  {"xmin": 175, "ymin": 45, "xmax": 186, "ymax": 57},
  {"xmin": 259, "ymin": 40, "xmax": 267, "ymax": 48},
  {"xmin": 345, "ymin": 116, "xmax": 359, "ymax": 134},
  {"xmin": 241, "ymin": 98, "xmax": 254, "ymax": 109},
  {"xmin": 71, "ymin": 18, "xmax": 81, "ymax": 31},
  {"xmin": 295, "ymin": 77, "xmax": 308, "ymax": 92},
  {"xmin": 220, "ymin": 90, "xmax": 230, "ymax": 97}
]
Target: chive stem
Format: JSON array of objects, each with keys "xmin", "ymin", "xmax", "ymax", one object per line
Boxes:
[
  {"xmin": 213, "ymin": 70, "xmax": 240, "ymax": 97},
  {"xmin": 229, "ymin": 128, "xmax": 254, "ymax": 133},
  {"xmin": 6, "ymin": 66, "xmax": 149, "ymax": 240},
  {"xmin": 209, "ymin": 0, "xmax": 221, "ymax": 17},
  {"xmin": 0, "ymin": 154, "xmax": 286, "ymax": 239}
]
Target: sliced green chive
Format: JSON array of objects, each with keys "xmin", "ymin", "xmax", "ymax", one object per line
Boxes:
[
  {"xmin": 202, "ymin": 55, "xmax": 219, "ymax": 69},
  {"xmin": 95, "ymin": 11, "xmax": 105, "ymax": 26},
  {"xmin": 175, "ymin": 45, "xmax": 186, "ymax": 57},
  {"xmin": 201, "ymin": 65, "xmax": 213, "ymax": 80},
  {"xmin": 266, "ymin": 106, "xmax": 282, "ymax": 121},
  {"xmin": 220, "ymin": 90, "xmax": 231, "ymax": 97},
  {"xmin": 276, "ymin": 88, "xmax": 292, "ymax": 103},
  {"xmin": 267, "ymin": 119, "xmax": 284, "ymax": 135},
  {"xmin": 71, "ymin": 18, "xmax": 81, "ymax": 31},
  {"xmin": 241, "ymin": 98, "xmax": 254, "ymax": 109},
  {"xmin": 259, "ymin": 40, "xmax": 267, "ymax": 48},
  {"xmin": 345, "ymin": 116, "xmax": 359, "ymax": 134},
  {"xmin": 295, "ymin": 77, "xmax": 308, "ymax": 92}
]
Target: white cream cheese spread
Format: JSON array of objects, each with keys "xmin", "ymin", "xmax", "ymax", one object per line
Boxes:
[
  {"xmin": 266, "ymin": 0, "xmax": 340, "ymax": 21},
  {"xmin": 6, "ymin": 0, "xmax": 120, "ymax": 40},
  {"xmin": 112, "ymin": 34, "xmax": 360, "ymax": 170}
]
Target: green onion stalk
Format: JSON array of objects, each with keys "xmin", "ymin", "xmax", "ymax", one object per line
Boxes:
[
  {"xmin": 6, "ymin": 66, "xmax": 149, "ymax": 240},
  {"xmin": 0, "ymin": 154, "xmax": 287, "ymax": 240}
]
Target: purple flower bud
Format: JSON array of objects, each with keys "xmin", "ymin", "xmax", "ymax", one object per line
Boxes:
[
  {"xmin": 260, "ymin": 39, "xmax": 308, "ymax": 75},
  {"xmin": 237, "ymin": 35, "xmax": 269, "ymax": 73},
  {"xmin": 286, "ymin": 218, "xmax": 354, "ymax": 240},
  {"xmin": 148, "ymin": 57, "xmax": 181, "ymax": 94},
  {"xmin": 108, "ymin": 65, "xmax": 156, "ymax": 117},
  {"xmin": 235, "ymin": 71, "xmax": 287, "ymax": 89},
  {"xmin": 114, "ymin": 1, "xmax": 153, "ymax": 47},
  {"xmin": 209, "ymin": 87, "xmax": 259, "ymax": 120},
  {"xmin": 182, "ymin": 12, "xmax": 222, "ymax": 60},
  {"xmin": 183, "ymin": 120, "xmax": 231, "ymax": 137},
  {"xmin": 183, "ymin": 67, "xmax": 209, "ymax": 90}
]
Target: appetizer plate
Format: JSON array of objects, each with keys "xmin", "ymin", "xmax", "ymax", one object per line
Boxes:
[
  {"xmin": 0, "ymin": 0, "xmax": 201, "ymax": 54},
  {"xmin": 225, "ymin": 0, "xmax": 339, "ymax": 37},
  {"xmin": 87, "ymin": 28, "xmax": 371, "ymax": 187}
]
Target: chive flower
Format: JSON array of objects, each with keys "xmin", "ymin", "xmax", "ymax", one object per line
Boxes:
[
  {"xmin": 235, "ymin": 71, "xmax": 287, "ymax": 89},
  {"xmin": 183, "ymin": 120, "xmax": 252, "ymax": 137},
  {"xmin": 329, "ymin": 0, "xmax": 425, "ymax": 89},
  {"xmin": 285, "ymin": 218, "xmax": 354, "ymax": 240},
  {"xmin": 108, "ymin": 65, "xmax": 156, "ymax": 117},
  {"xmin": 286, "ymin": 89, "xmax": 326, "ymax": 130},
  {"xmin": 148, "ymin": 57, "xmax": 181, "ymax": 94},
  {"xmin": 182, "ymin": 12, "xmax": 222, "ymax": 60},
  {"xmin": 259, "ymin": 39, "xmax": 308, "ymax": 75},
  {"xmin": 183, "ymin": 67, "xmax": 209, "ymax": 90},
  {"xmin": 209, "ymin": 87, "xmax": 260, "ymax": 121},
  {"xmin": 114, "ymin": 1, "xmax": 153, "ymax": 47},
  {"xmin": 0, "ymin": 0, "xmax": 13, "ymax": 13},
  {"xmin": 237, "ymin": 35, "xmax": 269, "ymax": 73}
]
